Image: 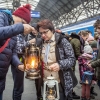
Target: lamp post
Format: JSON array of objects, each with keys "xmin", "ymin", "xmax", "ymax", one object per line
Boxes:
[{"xmin": 12, "ymin": 0, "xmax": 21, "ymax": 11}]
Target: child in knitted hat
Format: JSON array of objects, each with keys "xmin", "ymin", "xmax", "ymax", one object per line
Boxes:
[
  {"xmin": 83, "ymin": 41, "xmax": 93, "ymax": 58},
  {"xmin": 78, "ymin": 41, "xmax": 94, "ymax": 100}
]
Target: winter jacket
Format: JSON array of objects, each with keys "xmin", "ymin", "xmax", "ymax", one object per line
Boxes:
[
  {"xmin": 70, "ymin": 33, "xmax": 85, "ymax": 58},
  {"xmin": 70, "ymin": 38, "xmax": 81, "ymax": 59},
  {"xmin": 16, "ymin": 34, "xmax": 30, "ymax": 54},
  {"xmin": 91, "ymin": 44, "xmax": 100, "ymax": 80},
  {"xmin": 0, "ymin": 11, "xmax": 24, "ymax": 93}
]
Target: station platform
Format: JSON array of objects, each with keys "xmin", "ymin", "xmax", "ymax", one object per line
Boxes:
[{"xmin": 3, "ymin": 62, "xmax": 100, "ymax": 100}]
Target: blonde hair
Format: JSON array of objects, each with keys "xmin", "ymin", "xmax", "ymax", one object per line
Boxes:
[{"xmin": 78, "ymin": 30, "xmax": 89, "ymax": 37}]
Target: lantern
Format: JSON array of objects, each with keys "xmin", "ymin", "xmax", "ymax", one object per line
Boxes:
[
  {"xmin": 24, "ymin": 43, "xmax": 41, "ymax": 79},
  {"xmin": 43, "ymin": 76, "xmax": 59, "ymax": 100}
]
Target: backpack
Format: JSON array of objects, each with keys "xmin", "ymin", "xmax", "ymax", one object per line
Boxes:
[
  {"xmin": 0, "ymin": 10, "xmax": 12, "ymax": 53},
  {"xmin": 0, "ymin": 10, "xmax": 13, "ymax": 25}
]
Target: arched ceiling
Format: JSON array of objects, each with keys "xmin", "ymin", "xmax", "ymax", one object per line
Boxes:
[
  {"xmin": 0, "ymin": 0, "xmax": 100, "ymax": 28},
  {"xmin": 34, "ymin": 0, "xmax": 81, "ymax": 21},
  {"xmin": 0, "ymin": 0, "xmax": 40, "ymax": 11}
]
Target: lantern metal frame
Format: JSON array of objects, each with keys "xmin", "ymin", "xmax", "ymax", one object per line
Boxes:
[{"xmin": 43, "ymin": 76, "xmax": 59, "ymax": 100}]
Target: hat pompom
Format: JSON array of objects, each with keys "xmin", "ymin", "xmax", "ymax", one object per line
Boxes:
[{"xmin": 23, "ymin": 4, "xmax": 31, "ymax": 11}]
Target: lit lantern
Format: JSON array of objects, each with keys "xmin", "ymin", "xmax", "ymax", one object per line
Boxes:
[
  {"xmin": 43, "ymin": 76, "xmax": 59, "ymax": 100},
  {"xmin": 24, "ymin": 43, "xmax": 41, "ymax": 79}
]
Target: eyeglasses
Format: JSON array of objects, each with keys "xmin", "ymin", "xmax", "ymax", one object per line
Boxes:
[{"xmin": 39, "ymin": 30, "xmax": 49, "ymax": 35}]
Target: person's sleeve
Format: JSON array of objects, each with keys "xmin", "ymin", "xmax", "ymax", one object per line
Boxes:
[
  {"xmin": 58, "ymin": 38, "xmax": 76, "ymax": 70},
  {"xmin": 0, "ymin": 23, "xmax": 24, "ymax": 41},
  {"xmin": 25, "ymin": 41, "xmax": 30, "ymax": 47},
  {"xmin": 36, "ymin": 37, "xmax": 43, "ymax": 47},
  {"xmin": 91, "ymin": 59, "xmax": 100, "ymax": 68},
  {"xmin": 11, "ymin": 40, "xmax": 23, "ymax": 68},
  {"xmin": 0, "ymin": 13, "xmax": 24, "ymax": 41},
  {"xmin": 11, "ymin": 53, "xmax": 23, "ymax": 68},
  {"xmin": 71, "ymin": 39, "xmax": 81, "ymax": 58}
]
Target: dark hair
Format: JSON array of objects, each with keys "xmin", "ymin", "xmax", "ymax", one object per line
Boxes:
[
  {"xmin": 70, "ymin": 32, "xmax": 80, "ymax": 40},
  {"xmin": 94, "ymin": 19, "xmax": 100, "ymax": 29},
  {"xmin": 31, "ymin": 23, "xmax": 37, "ymax": 30},
  {"xmin": 37, "ymin": 19, "xmax": 55, "ymax": 33}
]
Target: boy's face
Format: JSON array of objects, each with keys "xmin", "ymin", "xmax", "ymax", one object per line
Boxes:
[{"xmin": 96, "ymin": 25, "xmax": 100, "ymax": 34}]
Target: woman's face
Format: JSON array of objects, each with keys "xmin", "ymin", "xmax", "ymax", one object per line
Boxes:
[
  {"xmin": 39, "ymin": 27, "xmax": 53, "ymax": 41},
  {"xmin": 82, "ymin": 35, "xmax": 89, "ymax": 41}
]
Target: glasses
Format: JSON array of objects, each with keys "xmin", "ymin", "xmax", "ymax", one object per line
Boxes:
[{"xmin": 40, "ymin": 30, "xmax": 49, "ymax": 35}]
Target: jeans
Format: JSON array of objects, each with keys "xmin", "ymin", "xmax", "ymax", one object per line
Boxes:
[
  {"xmin": 11, "ymin": 54, "xmax": 24, "ymax": 100},
  {"xmin": 11, "ymin": 65, "xmax": 24, "ymax": 100},
  {"xmin": 0, "ymin": 92, "xmax": 3, "ymax": 100}
]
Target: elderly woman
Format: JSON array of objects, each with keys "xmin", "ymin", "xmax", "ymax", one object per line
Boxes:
[{"xmin": 37, "ymin": 19, "xmax": 77, "ymax": 100}]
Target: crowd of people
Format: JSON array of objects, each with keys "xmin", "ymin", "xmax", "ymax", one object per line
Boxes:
[{"xmin": 0, "ymin": 3, "xmax": 100, "ymax": 100}]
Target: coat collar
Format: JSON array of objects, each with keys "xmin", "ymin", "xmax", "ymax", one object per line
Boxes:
[{"xmin": 55, "ymin": 32, "xmax": 61, "ymax": 44}]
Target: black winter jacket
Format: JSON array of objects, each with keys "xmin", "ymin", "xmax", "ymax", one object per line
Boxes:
[{"xmin": 55, "ymin": 33, "xmax": 77, "ymax": 96}]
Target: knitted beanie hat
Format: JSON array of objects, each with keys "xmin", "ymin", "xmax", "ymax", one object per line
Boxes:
[
  {"xmin": 84, "ymin": 41, "xmax": 93, "ymax": 54},
  {"xmin": 13, "ymin": 4, "xmax": 31, "ymax": 23}
]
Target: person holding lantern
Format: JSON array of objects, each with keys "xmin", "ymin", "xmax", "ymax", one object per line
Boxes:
[
  {"xmin": 0, "ymin": 4, "xmax": 35, "ymax": 100},
  {"xmin": 10, "ymin": 4, "xmax": 38, "ymax": 100},
  {"xmin": 36, "ymin": 19, "xmax": 77, "ymax": 100}
]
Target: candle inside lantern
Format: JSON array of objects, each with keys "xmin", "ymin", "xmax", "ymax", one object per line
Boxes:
[{"xmin": 49, "ymin": 89, "xmax": 53, "ymax": 94}]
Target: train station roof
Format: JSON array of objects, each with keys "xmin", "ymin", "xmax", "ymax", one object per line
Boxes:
[{"xmin": 0, "ymin": 0, "xmax": 100, "ymax": 28}]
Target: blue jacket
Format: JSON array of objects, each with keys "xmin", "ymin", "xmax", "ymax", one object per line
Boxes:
[{"xmin": 0, "ymin": 11, "xmax": 24, "ymax": 93}]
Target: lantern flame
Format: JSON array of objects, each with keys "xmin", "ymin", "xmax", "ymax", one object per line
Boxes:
[
  {"xmin": 31, "ymin": 60, "xmax": 35, "ymax": 68},
  {"xmin": 49, "ymin": 89, "xmax": 53, "ymax": 94}
]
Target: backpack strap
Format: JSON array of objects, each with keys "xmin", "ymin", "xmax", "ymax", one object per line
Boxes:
[{"xmin": 0, "ymin": 38, "xmax": 10, "ymax": 53}]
